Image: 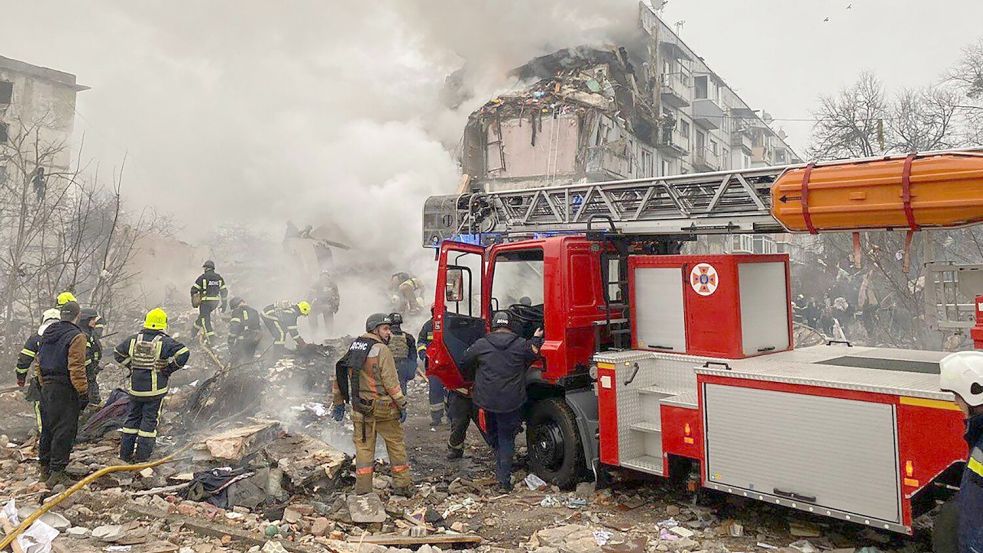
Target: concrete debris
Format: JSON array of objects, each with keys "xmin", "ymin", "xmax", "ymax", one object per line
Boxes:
[
  {"xmin": 197, "ymin": 421, "xmax": 282, "ymax": 460},
  {"xmin": 347, "ymin": 493, "xmax": 387, "ymax": 524}
]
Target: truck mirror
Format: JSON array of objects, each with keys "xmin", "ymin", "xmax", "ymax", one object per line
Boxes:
[{"xmin": 446, "ymin": 268, "xmax": 465, "ymax": 303}]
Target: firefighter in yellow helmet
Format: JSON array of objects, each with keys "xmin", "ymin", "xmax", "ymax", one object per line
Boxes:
[
  {"xmin": 332, "ymin": 313, "xmax": 413, "ymax": 496},
  {"xmin": 113, "ymin": 308, "xmax": 190, "ymax": 462},
  {"xmin": 261, "ymin": 300, "xmax": 311, "ymax": 356}
]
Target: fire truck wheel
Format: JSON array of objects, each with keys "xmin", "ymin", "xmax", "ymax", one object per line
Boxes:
[{"xmin": 527, "ymin": 397, "xmax": 585, "ymax": 489}]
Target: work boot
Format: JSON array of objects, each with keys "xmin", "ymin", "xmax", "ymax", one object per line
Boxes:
[
  {"xmin": 38, "ymin": 463, "xmax": 50, "ymax": 482},
  {"xmin": 45, "ymin": 470, "xmax": 75, "ymax": 488},
  {"xmin": 446, "ymin": 449, "xmax": 463, "ymax": 460},
  {"xmin": 498, "ymin": 481, "xmax": 514, "ymax": 493},
  {"xmin": 392, "ymin": 485, "xmax": 414, "ymax": 498}
]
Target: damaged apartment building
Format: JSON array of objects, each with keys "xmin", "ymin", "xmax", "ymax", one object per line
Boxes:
[{"xmin": 454, "ymin": 3, "xmax": 800, "ymax": 255}]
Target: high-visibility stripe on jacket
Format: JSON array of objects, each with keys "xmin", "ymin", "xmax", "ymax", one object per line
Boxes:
[
  {"xmin": 191, "ymin": 271, "xmax": 229, "ymax": 302},
  {"xmin": 114, "ymin": 330, "xmax": 189, "ymax": 398}
]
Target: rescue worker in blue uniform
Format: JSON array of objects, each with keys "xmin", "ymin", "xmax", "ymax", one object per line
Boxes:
[
  {"xmin": 228, "ymin": 297, "xmax": 262, "ymax": 364},
  {"xmin": 940, "ymin": 351, "xmax": 983, "ymax": 553},
  {"xmin": 37, "ymin": 301, "xmax": 89, "ymax": 486},
  {"xmin": 114, "ymin": 308, "xmax": 190, "ymax": 462},
  {"xmin": 417, "ymin": 307, "xmax": 446, "ymax": 428},
  {"xmin": 79, "ymin": 308, "xmax": 104, "ymax": 406},
  {"xmin": 15, "ymin": 308, "xmax": 62, "ymax": 434},
  {"xmin": 387, "ymin": 313, "xmax": 417, "ymax": 395},
  {"xmin": 190, "ymin": 260, "xmax": 228, "ymax": 345},
  {"xmin": 262, "ymin": 300, "xmax": 311, "ymax": 356}
]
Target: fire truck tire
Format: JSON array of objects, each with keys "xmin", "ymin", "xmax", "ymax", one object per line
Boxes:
[{"xmin": 527, "ymin": 397, "xmax": 585, "ymax": 489}]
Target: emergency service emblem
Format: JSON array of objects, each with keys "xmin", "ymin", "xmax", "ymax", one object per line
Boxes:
[{"xmin": 690, "ymin": 263, "xmax": 718, "ymax": 296}]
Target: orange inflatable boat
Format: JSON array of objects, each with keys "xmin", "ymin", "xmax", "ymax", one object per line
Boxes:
[{"xmin": 771, "ymin": 152, "xmax": 983, "ymax": 233}]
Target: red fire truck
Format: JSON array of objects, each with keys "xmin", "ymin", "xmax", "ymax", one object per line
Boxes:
[{"xmin": 422, "ymin": 151, "xmax": 983, "ymax": 535}]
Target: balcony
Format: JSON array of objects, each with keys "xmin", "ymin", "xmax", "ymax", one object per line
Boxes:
[
  {"xmin": 692, "ymin": 147, "xmax": 721, "ymax": 172},
  {"xmin": 730, "ymin": 130, "xmax": 752, "ymax": 153},
  {"xmin": 660, "ymin": 73, "xmax": 690, "ymax": 108},
  {"xmin": 656, "ymin": 127, "xmax": 689, "ymax": 158},
  {"xmin": 692, "ymin": 98, "xmax": 724, "ymax": 130}
]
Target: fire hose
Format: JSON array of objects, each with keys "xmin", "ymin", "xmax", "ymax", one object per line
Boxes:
[{"xmin": 0, "ymin": 446, "xmax": 189, "ymax": 550}]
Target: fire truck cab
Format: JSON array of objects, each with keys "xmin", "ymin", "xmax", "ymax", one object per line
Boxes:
[{"xmin": 429, "ymin": 233, "xmax": 967, "ymax": 535}]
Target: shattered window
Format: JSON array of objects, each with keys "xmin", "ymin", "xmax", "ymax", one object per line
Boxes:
[{"xmin": 0, "ymin": 81, "xmax": 11, "ymax": 104}]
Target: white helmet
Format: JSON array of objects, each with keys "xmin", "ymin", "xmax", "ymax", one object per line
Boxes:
[
  {"xmin": 41, "ymin": 308, "xmax": 61, "ymax": 323},
  {"xmin": 940, "ymin": 351, "xmax": 983, "ymax": 407}
]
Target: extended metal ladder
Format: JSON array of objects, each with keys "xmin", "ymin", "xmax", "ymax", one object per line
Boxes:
[{"xmin": 422, "ymin": 165, "xmax": 791, "ymax": 246}]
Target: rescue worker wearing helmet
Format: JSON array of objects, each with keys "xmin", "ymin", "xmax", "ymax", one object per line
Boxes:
[
  {"xmin": 262, "ymin": 300, "xmax": 311, "ymax": 356},
  {"xmin": 309, "ymin": 271, "xmax": 340, "ymax": 335},
  {"xmin": 15, "ymin": 308, "xmax": 62, "ymax": 434},
  {"xmin": 79, "ymin": 308, "xmax": 105, "ymax": 406},
  {"xmin": 939, "ymin": 351, "xmax": 983, "ymax": 553},
  {"xmin": 391, "ymin": 273, "xmax": 425, "ymax": 315},
  {"xmin": 228, "ymin": 297, "xmax": 262, "ymax": 364},
  {"xmin": 417, "ymin": 305, "xmax": 446, "ymax": 428},
  {"xmin": 190, "ymin": 260, "xmax": 229, "ymax": 345},
  {"xmin": 56, "ymin": 291, "xmax": 77, "ymax": 307},
  {"xmin": 113, "ymin": 308, "xmax": 190, "ymax": 462},
  {"xmin": 332, "ymin": 313, "xmax": 413, "ymax": 497},
  {"xmin": 387, "ymin": 313, "xmax": 418, "ymax": 395}
]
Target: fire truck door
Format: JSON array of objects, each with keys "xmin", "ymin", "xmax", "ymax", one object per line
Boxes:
[{"xmin": 433, "ymin": 242, "xmax": 487, "ymax": 388}]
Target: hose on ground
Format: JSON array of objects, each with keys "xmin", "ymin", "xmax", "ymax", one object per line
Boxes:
[{"xmin": 1, "ymin": 446, "xmax": 188, "ymax": 550}]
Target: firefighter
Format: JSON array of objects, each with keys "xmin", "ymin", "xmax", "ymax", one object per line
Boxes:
[
  {"xmin": 114, "ymin": 308, "xmax": 190, "ymax": 462},
  {"xmin": 390, "ymin": 273, "xmax": 425, "ymax": 315},
  {"xmin": 387, "ymin": 312, "xmax": 417, "ymax": 395},
  {"xmin": 79, "ymin": 308, "xmax": 104, "ymax": 406},
  {"xmin": 310, "ymin": 271, "xmax": 340, "ymax": 334},
  {"xmin": 262, "ymin": 300, "xmax": 311, "ymax": 356},
  {"xmin": 939, "ymin": 351, "xmax": 983, "ymax": 553},
  {"xmin": 331, "ymin": 313, "xmax": 412, "ymax": 497},
  {"xmin": 36, "ymin": 301, "xmax": 89, "ymax": 486},
  {"xmin": 228, "ymin": 297, "xmax": 262, "ymax": 364},
  {"xmin": 190, "ymin": 260, "xmax": 228, "ymax": 345},
  {"xmin": 460, "ymin": 311, "xmax": 543, "ymax": 492},
  {"xmin": 417, "ymin": 306, "xmax": 446, "ymax": 428},
  {"xmin": 15, "ymin": 308, "xmax": 62, "ymax": 434}
]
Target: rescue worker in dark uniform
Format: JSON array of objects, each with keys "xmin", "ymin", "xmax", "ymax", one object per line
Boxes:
[
  {"xmin": 114, "ymin": 308, "xmax": 190, "ymax": 462},
  {"xmin": 79, "ymin": 308, "xmax": 104, "ymax": 406},
  {"xmin": 939, "ymin": 351, "xmax": 983, "ymax": 553},
  {"xmin": 387, "ymin": 313, "xmax": 417, "ymax": 395},
  {"xmin": 262, "ymin": 300, "xmax": 311, "ymax": 356},
  {"xmin": 332, "ymin": 313, "xmax": 412, "ymax": 497},
  {"xmin": 15, "ymin": 308, "xmax": 61, "ymax": 434},
  {"xmin": 228, "ymin": 297, "xmax": 262, "ymax": 364},
  {"xmin": 310, "ymin": 271, "xmax": 340, "ymax": 334},
  {"xmin": 461, "ymin": 311, "xmax": 543, "ymax": 492},
  {"xmin": 37, "ymin": 301, "xmax": 89, "ymax": 486},
  {"xmin": 190, "ymin": 260, "xmax": 228, "ymax": 345},
  {"xmin": 417, "ymin": 307, "xmax": 446, "ymax": 428}
]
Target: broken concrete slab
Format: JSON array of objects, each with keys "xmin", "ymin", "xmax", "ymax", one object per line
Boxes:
[
  {"xmin": 346, "ymin": 493, "xmax": 387, "ymax": 524},
  {"xmin": 195, "ymin": 420, "xmax": 281, "ymax": 461}
]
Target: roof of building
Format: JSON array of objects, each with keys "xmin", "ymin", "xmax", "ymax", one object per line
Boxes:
[{"xmin": 0, "ymin": 55, "xmax": 89, "ymax": 92}]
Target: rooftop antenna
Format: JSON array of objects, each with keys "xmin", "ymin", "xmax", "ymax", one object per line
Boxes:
[{"xmin": 674, "ymin": 20, "xmax": 686, "ymax": 36}]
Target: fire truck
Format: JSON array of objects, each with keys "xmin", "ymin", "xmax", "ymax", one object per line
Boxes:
[{"xmin": 421, "ymin": 150, "xmax": 983, "ymax": 535}]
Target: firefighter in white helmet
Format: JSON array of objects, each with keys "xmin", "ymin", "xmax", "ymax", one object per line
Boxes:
[{"xmin": 939, "ymin": 351, "xmax": 983, "ymax": 553}]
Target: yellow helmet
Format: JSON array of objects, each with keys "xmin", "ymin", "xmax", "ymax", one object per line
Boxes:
[
  {"xmin": 297, "ymin": 301, "xmax": 311, "ymax": 316},
  {"xmin": 56, "ymin": 291, "xmax": 77, "ymax": 306},
  {"xmin": 144, "ymin": 308, "xmax": 168, "ymax": 331}
]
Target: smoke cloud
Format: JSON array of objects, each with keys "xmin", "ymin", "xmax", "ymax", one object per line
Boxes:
[{"xmin": 1, "ymin": 0, "xmax": 638, "ymax": 329}]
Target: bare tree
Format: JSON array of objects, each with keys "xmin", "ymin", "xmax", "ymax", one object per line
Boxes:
[
  {"xmin": 889, "ymin": 87, "xmax": 959, "ymax": 152},
  {"xmin": 807, "ymin": 72, "xmax": 887, "ymax": 159}
]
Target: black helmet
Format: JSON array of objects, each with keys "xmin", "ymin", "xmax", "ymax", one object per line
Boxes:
[
  {"xmin": 229, "ymin": 296, "xmax": 245, "ymax": 309},
  {"xmin": 79, "ymin": 308, "xmax": 100, "ymax": 324},
  {"xmin": 491, "ymin": 310, "xmax": 511, "ymax": 329},
  {"xmin": 365, "ymin": 313, "xmax": 390, "ymax": 333},
  {"xmin": 388, "ymin": 312, "xmax": 403, "ymax": 326},
  {"xmin": 203, "ymin": 260, "xmax": 216, "ymax": 270}
]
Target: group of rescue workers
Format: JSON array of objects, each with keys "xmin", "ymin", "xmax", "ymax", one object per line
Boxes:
[{"xmin": 11, "ymin": 260, "xmax": 983, "ymax": 550}]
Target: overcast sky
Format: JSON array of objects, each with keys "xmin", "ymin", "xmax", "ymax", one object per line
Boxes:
[{"xmin": 1, "ymin": 1, "xmax": 981, "ymax": 250}]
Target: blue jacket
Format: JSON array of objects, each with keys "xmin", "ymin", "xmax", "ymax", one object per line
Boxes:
[{"xmin": 959, "ymin": 414, "xmax": 983, "ymax": 553}]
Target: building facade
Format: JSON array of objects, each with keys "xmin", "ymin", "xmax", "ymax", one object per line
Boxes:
[
  {"xmin": 460, "ymin": 2, "xmax": 800, "ymax": 194},
  {"xmin": 0, "ymin": 55, "xmax": 87, "ymax": 181}
]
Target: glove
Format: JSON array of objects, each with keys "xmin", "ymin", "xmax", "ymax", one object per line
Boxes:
[
  {"xmin": 16, "ymin": 376, "xmax": 25, "ymax": 387},
  {"xmin": 78, "ymin": 396, "xmax": 89, "ymax": 411},
  {"xmin": 332, "ymin": 404, "xmax": 345, "ymax": 422},
  {"xmin": 399, "ymin": 409, "xmax": 407, "ymax": 423}
]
